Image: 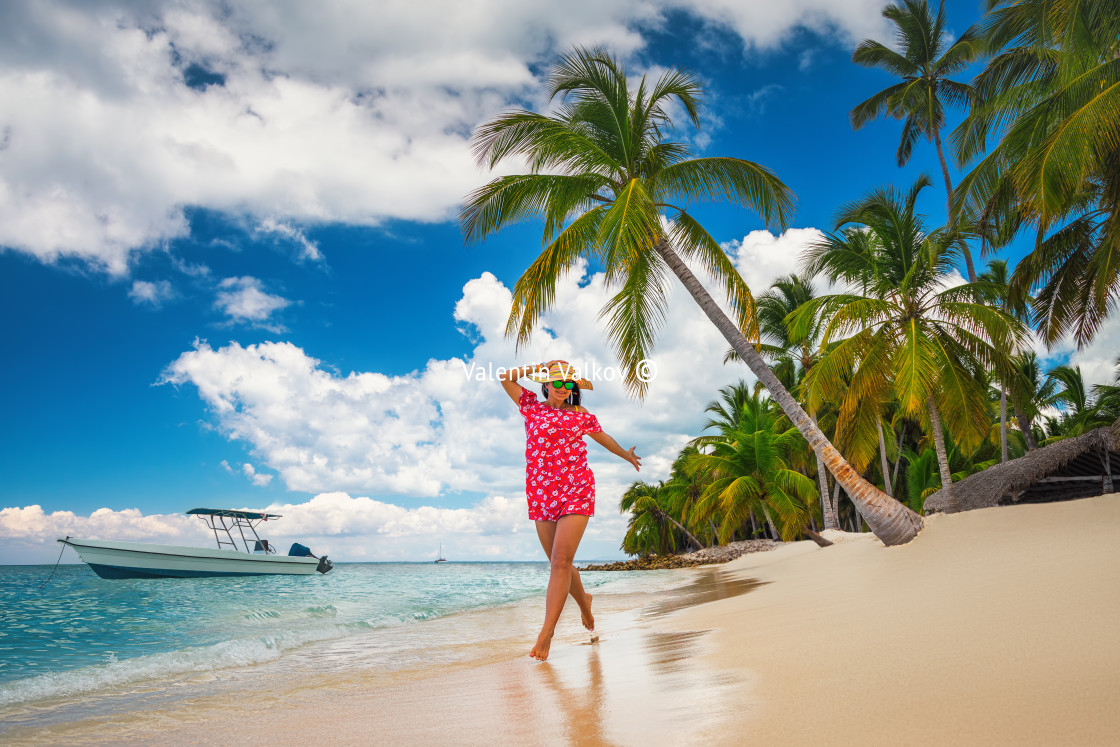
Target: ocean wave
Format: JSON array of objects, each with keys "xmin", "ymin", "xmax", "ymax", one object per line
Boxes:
[
  {"xmin": 0, "ymin": 624, "xmax": 349, "ymax": 707},
  {"xmin": 0, "ymin": 598, "xmax": 520, "ymax": 707}
]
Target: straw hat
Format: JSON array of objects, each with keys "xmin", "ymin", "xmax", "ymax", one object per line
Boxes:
[{"xmin": 529, "ymin": 360, "xmax": 593, "ymax": 391}]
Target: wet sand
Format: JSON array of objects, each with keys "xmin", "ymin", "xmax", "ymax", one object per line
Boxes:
[{"xmin": 9, "ymin": 494, "xmax": 1120, "ymax": 745}]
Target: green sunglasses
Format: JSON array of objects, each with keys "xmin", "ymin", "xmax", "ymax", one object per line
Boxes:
[{"xmin": 551, "ymin": 381, "xmax": 576, "ymax": 390}]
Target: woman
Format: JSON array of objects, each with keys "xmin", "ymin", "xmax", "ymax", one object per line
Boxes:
[{"xmin": 499, "ymin": 359, "xmax": 641, "ymax": 661}]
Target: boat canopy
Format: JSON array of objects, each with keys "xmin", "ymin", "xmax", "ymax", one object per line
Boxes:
[{"xmin": 186, "ymin": 508, "xmax": 282, "ymax": 520}]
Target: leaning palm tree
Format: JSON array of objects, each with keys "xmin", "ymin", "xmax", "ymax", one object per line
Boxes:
[
  {"xmin": 461, "ymin": 48, "xmax": 924, "ymax": 544},
  {"xmin": 793, "ymin": 177, "xmax": 1028, "ymax": 512},
  {"xmin": 952, "ymin": 0, "xmax": 1120, "ymax": 346},
  {"xmin": 851, "ymin": 0, "xmax": 982, "ymax": 280}
]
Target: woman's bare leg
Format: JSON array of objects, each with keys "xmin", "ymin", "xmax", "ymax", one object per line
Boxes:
[
  {"xmin": 530, "ymin": 514, "xmax": 589, "ymax": 661},
  {"xmin": 535, "ymin": 520, "xmax": 595, "ymax": 631}
]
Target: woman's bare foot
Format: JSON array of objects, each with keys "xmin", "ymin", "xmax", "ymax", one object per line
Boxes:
[
  {"xmin": 579, "ymin": 593, "xmax": 595, "ymax": 632},
  {"xmin": 530, "ymin": 628, "xmax": 554, "ymax": 661}
]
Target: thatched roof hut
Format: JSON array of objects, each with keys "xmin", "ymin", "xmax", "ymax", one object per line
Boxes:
[{"xmin": 924, "ymin": 426, "xmax": 1119, "ymax": 514}]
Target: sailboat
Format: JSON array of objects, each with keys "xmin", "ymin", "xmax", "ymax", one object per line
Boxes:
[{"xmin": 434, "ymin": 543, "xmax": 447, "ymax": 563}]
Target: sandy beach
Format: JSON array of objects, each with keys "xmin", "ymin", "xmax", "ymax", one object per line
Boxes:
[{"xmin": 8, "ymin": 494, "xmax": 1120, "ymax": 746}]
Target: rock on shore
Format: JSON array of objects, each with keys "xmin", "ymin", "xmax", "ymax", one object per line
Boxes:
[{"xmin": 581, "ymin": 539, "xmax": 780, "ymax": 571}]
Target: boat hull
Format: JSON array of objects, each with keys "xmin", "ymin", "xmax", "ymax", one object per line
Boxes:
[{"xmin": 60, "ymin": 538, "xmax": 321, "ymax": 578}]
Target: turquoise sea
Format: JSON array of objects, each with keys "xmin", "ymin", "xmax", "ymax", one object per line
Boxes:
[{"xmin": 0, "ymin": 561, "xmax": 670, "ymax": 735}]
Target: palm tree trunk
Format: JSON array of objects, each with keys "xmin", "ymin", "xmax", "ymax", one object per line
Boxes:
[
  {"xmin": 891, "ymin": 425, "xmax": 904, "ymax": 490},
  {"xmin": 749, "ymin": 511, "xmax": 758, "ymax": 539},
  {"xmin": 761, "ymin": 506, "xmax": 779, "ymax": 540},
  {"xmin": 878, "ymin": 421, "xmax": 893, "ymax": 497},
  {"xmin": 656, "ymin": 508, "xmax": 703, "ymax": 550},
  {"xmin": 709, "ymin": 520, "xmax": 718, "ymax": 547},
  {"xmin": 831, "ymin": 480, "xmax": 841, "ymax": 530},
  {"xmin": 655, "ymin": 238, "xmax": 923, "ymax": 545},
  {"xmin": 1013, "ymin": 399, "xmax": 1038, "ymax": 450},
  {"xmin": 1000, "ymin": 388, "xmax": 1009, "ymax": 463},
  {"xmin": 814, "ymin": 414, "xmax": 839, "ymax": 530},
  {"xmin": 928, "ymin": 396, "xmax": 958, "ymax": 513},
  {"xmin": 933, "ymin": 127, "xmax": 976, "ymax": 282},
  {"xmin": 1103, "ymin": 446, "xmax": 1114, "ymax": 494}
]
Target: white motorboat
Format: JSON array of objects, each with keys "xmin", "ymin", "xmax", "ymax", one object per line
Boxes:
[{"xmin": 58, "ymin": 508, "xmax": 333, "ymax": 579}]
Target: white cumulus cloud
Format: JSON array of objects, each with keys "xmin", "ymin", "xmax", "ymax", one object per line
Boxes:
[
  {"xmin": 242, "ymin": 462, "xmax": 274, "ymax": 487},
  {"xmin": 213, "ymin": 276, "xmax": 290, "ymax": 327},
  {"xmin": 128, "ymin": 279, "xmax": 175, "ymax": 306}
]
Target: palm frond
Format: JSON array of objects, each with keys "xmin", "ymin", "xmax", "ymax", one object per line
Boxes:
[
  {"xmin": 652, "ymin": 157, "xmax": 795, "ymax": 229},
  {"xmin": 506, "ymin": 208, "xmax": 606, "ymax": 345}
]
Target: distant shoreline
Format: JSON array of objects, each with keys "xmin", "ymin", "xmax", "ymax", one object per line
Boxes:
[{"xmin": 582, "ymin": 538, "xmax": 781, "ymax": 570}]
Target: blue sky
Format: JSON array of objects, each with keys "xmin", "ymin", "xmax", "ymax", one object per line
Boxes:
[{"xmin": 1, "ymin": 0, "xmax": 1114, "ymax": 564}]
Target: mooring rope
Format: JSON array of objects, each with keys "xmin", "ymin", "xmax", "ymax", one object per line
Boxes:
[{"xmin": 39, "ymin": 538, "xmax": 68, "ymax": 588}]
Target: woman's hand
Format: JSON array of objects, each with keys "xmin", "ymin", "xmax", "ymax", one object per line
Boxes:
[{"xmin": 590, "ymin": 431, "xmax": 641, "ymax": 470}]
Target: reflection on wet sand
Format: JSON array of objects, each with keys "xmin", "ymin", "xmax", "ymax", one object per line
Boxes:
[
  {"xmin": 507, "ymin": 568, "xmax": 765, "ymax": 745},
  {"xmin": 641, "ymin": 569, "xmax": 766, "ymax": 618},
  {"xmin": 520, "ymin": 620, "xmax": 738, "ymax": 746}
]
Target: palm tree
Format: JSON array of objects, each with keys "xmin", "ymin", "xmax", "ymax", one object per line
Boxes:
[
  {"xmin": 660, "ymin": 445, "xmax": 716, "ymax": 547},
  {"xmin": 461, "ymin": 48, "xmax": 924, "ymax": 544},
  {"xmin": 952, "ymin": 0, "xmax": 1120, "ymax": 346},
  {"xmin": 619, "ymin": 480, "xmax": 702, "ymax": 556},
  {"xmin": 686, "ymin": 392, "xmax": 818, "ymax": 542},
  {"xmin": 851, "ymin": 0, "xmax": 982, "ymax": 280},
  {"xmin": 1008, "ymin": 351, "xmax": 1058, "ymax": 450},
  {"xmin": 697, "ymin": 381, "xmax": 764, "ymax": 438},
  {"xmin": 1044, "ymin": 364, "xmax": 1114, "ymax": 438},
  {"xmin": 794, "ymin": 177, "xmax": 1028, "ymax": 513}
]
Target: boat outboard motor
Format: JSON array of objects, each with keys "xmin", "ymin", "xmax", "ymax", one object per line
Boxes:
[{"xmin": 288, "ymin": 543, "xmax": 333, "ymax": 574}]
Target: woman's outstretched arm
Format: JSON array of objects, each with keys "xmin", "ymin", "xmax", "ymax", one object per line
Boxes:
[
  {"xmin": 498, "ymin": 361, "xmax": 555, "ymax": 404},
  {"xmin": 588, "ymin": 431, "xmax": 641, "ymax": 471}
]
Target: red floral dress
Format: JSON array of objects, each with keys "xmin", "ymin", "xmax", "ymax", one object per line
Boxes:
[{"xmin": 519, "ymin": 387, "xmax": 603, "ymax": 521}]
